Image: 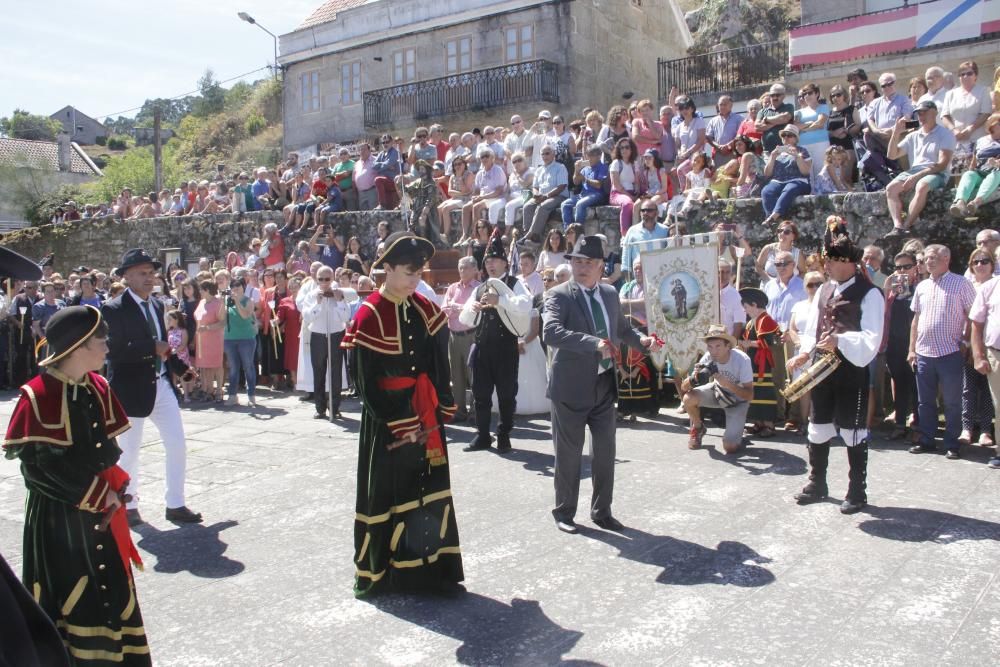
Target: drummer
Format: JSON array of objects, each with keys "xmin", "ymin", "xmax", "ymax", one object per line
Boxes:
[
  {"xmin": 787, "ymin": 230, "xmax": 884, "ymax": 514},
  {"xmin": 459, "ymin": 236, "xmax": 532, "ymax": 453}
]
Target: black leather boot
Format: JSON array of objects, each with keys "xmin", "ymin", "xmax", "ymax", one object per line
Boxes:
[
  {"xmin": 841, "ymin": 441, "xmax": 869, "ymax": 514},
  {"xmin": 794, "ymin": 442, "xmax": 830, "ymax": 504}
]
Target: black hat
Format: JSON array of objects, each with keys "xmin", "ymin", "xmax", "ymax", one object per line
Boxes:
[
  {"xmin": 564, "ymin": 235, "xmax": 605, "ymax": 261},
  {"xmin": 114, "ymin": 248, "xmax": 161, "ymax": 277},
  {"xmin": 38, "ymin": 305, "xmax": 103, "ymax": 367},
  {"xmin": 371, "ymin": 232, "xmax": 435, "ymax": 270},
  {"xmin": 915, "ymin": 99, "xmax": 937, "ymax": 112},
  {"xmin": 484, "ymin": 236, "xmax": 507, "ymax": 263},
  {"xmin": 73, "ymin": 265, "xmax": 91, "ymax": 274},
  {"xmin": 739, "ymin": 287, "xmax": 768, "ymax": 309},
  {"xmin": 824, "ymin": 217, "xmax": 862, "ymax": 262}
]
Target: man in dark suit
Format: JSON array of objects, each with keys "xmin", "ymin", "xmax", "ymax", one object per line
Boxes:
[
  {"xmin": 102, "ymin": 249, "xmax": 201, "ymax": 526},
  {"xmin": 543, "ymin": 236, "xmax": 660, "ymax": 534}
]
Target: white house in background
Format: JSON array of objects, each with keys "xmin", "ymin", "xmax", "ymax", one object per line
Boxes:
[
  {"xmin": 0, "ymin": 135, "xmax": 103, "ymax": 228},
  {"xmin": 278, "ymin": 0, "xmax": 692, "ymax": 152},
  {"xmin": 49, "ymin": 106, "xmax": 107, "ymax": 146}
]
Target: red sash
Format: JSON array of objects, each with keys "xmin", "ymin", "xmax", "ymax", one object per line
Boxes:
[
  {"xmin": 377, "ymin": 374, "xmax": 446, "ymax": 466},
  {"xmin": 97, "ymin": 465, "xmax": 143, "ymax": 577}
]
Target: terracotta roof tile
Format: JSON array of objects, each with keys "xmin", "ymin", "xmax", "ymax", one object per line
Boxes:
[
  {"xmin": 0, "ymin": 138, "xmax": 101, "ymax": 176},
  {"xmin": 296, "ymin": 0, "xmax": 371, "ymax": 30}
]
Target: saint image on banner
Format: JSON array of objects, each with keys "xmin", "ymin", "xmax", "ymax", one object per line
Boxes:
[{"xmin": 640, "ymin": 233, "xmax": 721, "ymax": 376}]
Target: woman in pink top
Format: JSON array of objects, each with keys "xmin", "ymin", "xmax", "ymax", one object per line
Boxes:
[
  {"xmin": 194, "ymin": 280, "xmax": 226, "ymax": 403},
  {"xmin": 631, "ymin": 99, "xmax": 664, "ymax": 155}
]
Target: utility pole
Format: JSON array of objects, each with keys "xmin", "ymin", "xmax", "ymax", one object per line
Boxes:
[{"xmin": 153, "ymin": 107, "xmax": 162, "ymax": 192}]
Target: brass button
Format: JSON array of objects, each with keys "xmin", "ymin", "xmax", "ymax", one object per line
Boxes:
[
  {"xmin": 411, "ymin": 366, "xmax": 416, "ymax": 371},
  {"xmin": 94, "ymin": 524, "xmax": 101, "ymax": 530},
  {"xmin": 98, "ymin": 564, "xmax": 106, "ymax": 570},
  {"xmin": 97, "ymin": 544, "xmax": 104, "ymax": 551},
  {"xmin": 92, "ymin": 422, "xmax": 99, "ymax": 428},
  {"xmin": 408, "ymin": 335, "xmax": 413, "ymax": 340},
  {"xmin": 95, "ymin": 443, "xmax": 102, "ymax": 448}
]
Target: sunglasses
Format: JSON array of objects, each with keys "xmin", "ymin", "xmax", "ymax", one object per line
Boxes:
[
  {"xmin": 828, "ymin": 256, "xmax": 854, "ymax": 263},
  {"xmin": 880, "ymin": 81, "xmax": 895, "ymax": 88},
  {"xmin": 959, "ymin": 71, "xmax": 975, "ymax": 77},
  {"xmin": 778, "ymin": 228, "xmax": 794, "ymax": 235},
  {"xmin": 806, "ymin": 282, "xmax": 822, "ymax": 288},
  {"xmin": 317, "ymin": 277, "xmax": 332, "ymax": 282},
  {"xmin": 641, "ymin": 208, "xmax": 657, "ymax": 213},
  {"xmin": 895, "ymin": 264, "xmax": 914, "ymax": 271},
  {"xmin": 769, "ymin": 94, "xmax": 782, "ymax": 98},
  {"xmin": 973, "ymin": 258, "xmax": 993, "ymax": 266},
  {"xmin": 830, "ymin": 92, "xmax": 844, "ymax": 98},
  {"xmin": 773, "ymin": 261, "xmax": 793, "ymax": 267}
]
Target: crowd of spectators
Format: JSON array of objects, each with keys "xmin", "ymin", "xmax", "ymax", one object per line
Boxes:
[{"xmin": 14, "ymin": 58, "xmax": 1000, "ymax": 471}]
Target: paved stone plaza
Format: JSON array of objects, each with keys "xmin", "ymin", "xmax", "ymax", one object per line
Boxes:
[{"xmin": 1, "ymin": 387, "xmax": 999, "ymax": 666}]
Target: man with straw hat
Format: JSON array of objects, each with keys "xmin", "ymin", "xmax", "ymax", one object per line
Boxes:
[{"xmin": 680, "ymin": 324, "xmax": 755, "ymax": 453}]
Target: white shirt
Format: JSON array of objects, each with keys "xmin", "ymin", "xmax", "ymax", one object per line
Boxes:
[
  {"xmin": 519, "ymin": 271, "xmax": 544, "ymax": 297},
  {"xmin": 458, "ymin": 275, "xmax": 532, "ymax": 328},
  {"xmin": 127, "ymin": 288, "xmax": 164, "ymax": 341},
  {"xmin": 720, "ymin": 285, "xmax": 745, "ymax": 335},
  {"xmin": 301, "ymin": 286, "xmax": 354, "ymax": 334},
  {"xmin": 798, "ymin": 277, "xmax": 885, "ymax": 367}
]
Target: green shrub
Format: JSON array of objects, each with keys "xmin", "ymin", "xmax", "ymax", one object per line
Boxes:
[{"xmin": 94, "ymin": 135, "xmax": 107, "ymax": 146}]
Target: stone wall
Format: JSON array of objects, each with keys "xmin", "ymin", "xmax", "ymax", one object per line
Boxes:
[{"xmin": 2, "ymin": 189, "xmax": 993, "ymax": 277}]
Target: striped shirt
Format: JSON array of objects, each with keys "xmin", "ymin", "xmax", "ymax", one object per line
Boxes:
[{"xmin": 911, "ymin": 271, "xmax": 976, "ymax": 357}]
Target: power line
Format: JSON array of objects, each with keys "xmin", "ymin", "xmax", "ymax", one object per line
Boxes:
[{"xmin": 96, "ymin": 66, "xmax": 274, "ymax": 120}]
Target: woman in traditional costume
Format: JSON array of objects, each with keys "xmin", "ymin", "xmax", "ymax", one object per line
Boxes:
[
  {"xmin": 739, "ymin": 288, "xmax": 780, "ymax": 438},
  {"xmin": 3, "ymin": 305, "xmax": 150, "ymax": 665},
  {"xmin": 342, "ymin": 232, "xmax": 464, "ymax": 598}
]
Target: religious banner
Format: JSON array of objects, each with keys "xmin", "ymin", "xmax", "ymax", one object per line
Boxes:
[{"xmin": 640, "ymin": 232, "xmax": 721, "ymax": 376}]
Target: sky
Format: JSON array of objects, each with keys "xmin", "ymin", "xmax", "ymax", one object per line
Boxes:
[{"xmin": 1, "ymin": 0, "xmax": 321, "ymax": 122}]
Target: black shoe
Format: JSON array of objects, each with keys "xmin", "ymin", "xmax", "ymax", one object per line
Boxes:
[
  {"xmin": 496, "ymin": 433, "xmax": 512, "ymax": 453},
  {"xmin": 555, "ymin": 518, "xmax": 578, "ymax": 534},
  {"xmin": 884, "ymin": 226, "xmax": 907, "ymax": 238},
  {"xmin": 593, "ymin": 515, "xmax": 625, "ymax": 531},
  {"xmin": 463, "ymin": 435, "xmax": 493, "ymax": 451},
  {"xmin": 794, "ymin": 483, "xmax": 829, "ymax": 505},
  {"xmin": 299, "ymin": 392, "xmax": 315, "ymax": 402},
  {"xmin": 840, "ymin": 498, "xmax": 867, "ymax": 514},
  {"xmin": 313, "ymin": 412, "xmax": 327, "ymax": 420},
  {"xmin": 165, "ymin": 506, "xmax": 203, "ymax": 523},
  {"xmin": 909, "ymin": 444, "xmax": 937, "ymax": 454},
  {"xmin": 435, "ymin": 581, "xmax": 467, "ymax": 597},
  {"xmin": 945, "ymin": 449, "xmax": 961, "ymax": 460},
  {"xmin": 126, "ymin": 509, "xmax": 143, "ymax": 527},
  {"xmin": 330, "ymin": 411, "xmax": 344, "ymax": 420}
]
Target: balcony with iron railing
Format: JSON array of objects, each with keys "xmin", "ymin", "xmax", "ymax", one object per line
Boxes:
[
  {"xmin": 656, "ymin": 41, "xmax": 788, "ymax": 103},
  {"xmin": 363, "ymin": 59, "xmax": 560, "ymax": 128}
]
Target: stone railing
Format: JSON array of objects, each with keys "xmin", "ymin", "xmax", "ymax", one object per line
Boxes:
[{"xmin": 2, "ymin": 189, "xmax": 993, "ymax": 276}]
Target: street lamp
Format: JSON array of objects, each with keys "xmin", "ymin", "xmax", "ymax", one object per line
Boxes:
[{"xmin": 238, "ymin": 11, "xmax": 279, "ymax": 80}]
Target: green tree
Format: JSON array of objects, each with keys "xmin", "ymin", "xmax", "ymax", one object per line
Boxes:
[
  {"xmin": 91, "ymin": 142, "xmax": 185, "ymax": 202},
  {"xmin": 0, "ymin": 109, "xmax": 64, "ymax": 141},
  {"xmin": 224, "ymin": 81, "xmax": 254, "ymax": 112},
  {"xmin": 191, "ymin": 70, "xmax": 225, "ymax": 117}
]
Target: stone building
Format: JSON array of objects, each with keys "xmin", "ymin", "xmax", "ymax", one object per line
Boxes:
[
  {"xmin": 278, "ymin": 0, "xmax": 692, "ymax": 153},
  {"xmin": 0, "ymin": 134, "xmax": 103, "ymax": 229},
  {"xmin": 49, "ymin": 106, "xmax": 107, "ymax": 146}
]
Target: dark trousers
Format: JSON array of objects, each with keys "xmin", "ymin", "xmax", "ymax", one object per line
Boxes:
[
  {"xmin": 11, "ymin": 341, "xmax": 36, "ymax": 386},
  {"xmin": 885, "ymin": 344, "xmax": 917, "ymax": 427},
  {"xmin": 311, "ymin": 331, "xmax": 344, "ymax": 414},
  {"xmin": 916, "ymin": 352, "xmax": 963, "ymax": 451},
  {"xmin": 472, "ymin": 342, "xmax": 518, "ymax": 437}
]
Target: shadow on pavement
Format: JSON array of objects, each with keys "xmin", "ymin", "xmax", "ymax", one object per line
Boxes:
[
  {"xmin": 133, "ymin": 520, "xmax": 245, "ymax": 578},
  {"xmin": 706, "ymin": 445, "xmax": 807, "ymax": 476},
  {"xmin": 580, "ymin": 526, "xmax": 775, "ymax": 588},
  {"xmin": 370, "ymin": 593, "xmax": 600, "ymax": 665},
  {"xmin": 857, "ymin": 506, "xmax": 1000, "ymax": 543}
]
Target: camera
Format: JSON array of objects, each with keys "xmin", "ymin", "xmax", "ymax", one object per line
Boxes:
[
  {"xmin": 904, "ymin": 119, "xmax": 920, "ymax": 130},
  {"xmin": 889, "ymin": 273, "xmax": 911, "ymax": 297},
  {"xmin": 692, "ymin": 361, "xmax": 719, "ymax": 386}
]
